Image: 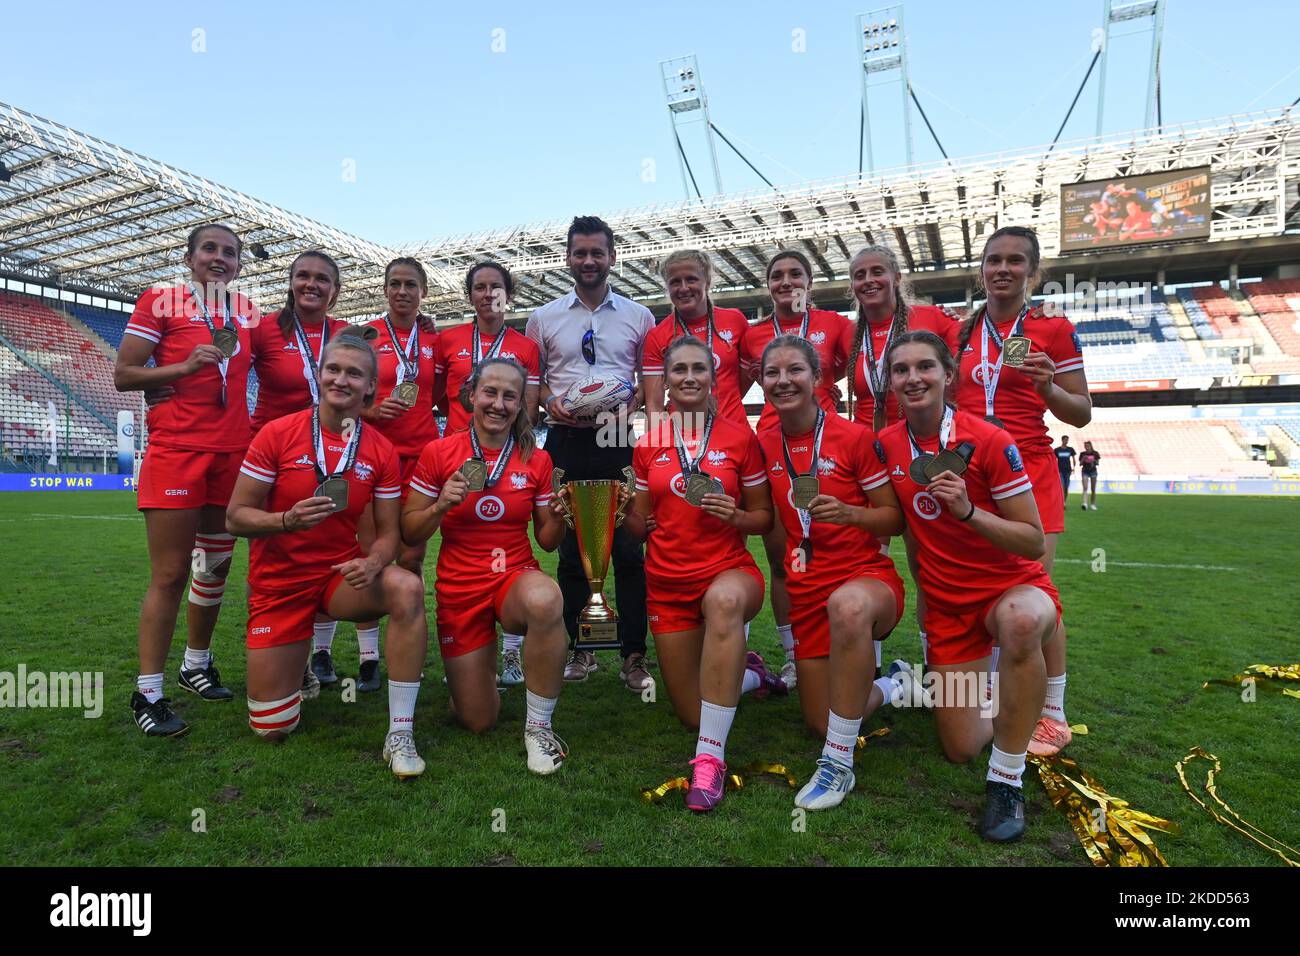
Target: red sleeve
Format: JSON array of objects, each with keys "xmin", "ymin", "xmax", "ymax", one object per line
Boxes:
[
  {"xmin": 982, "ymin": 429, "xmax": 1034, "ymax": 501},
  {"xmin": 432, "ymin": 330, "xmax": 446, "ymax": 375},
  {"xmin": 1049, "ymin": 317, "xmax": 1085, "ymax": 376},
  {"xmin": 532, "ymin": 451, "xmax": 554, "ymax": 506},
  {"xmin": 633, "ymin": 441, "xmax": 650, "ymax": 492},
  {"xmin": 739, "ymin": 324, "xmax": 761, "ymax": 374},
  {"xmin": 855, "ymin": 424, "xmax": 889, "ymax": 492},
  {"xmin": 739, "ymin": 431, "xmax": 767, "ymax": 487},
  {"xmin": 124, "ymin": 287, "xmax": 166, "ymax": 345},
  {"xmin": 831, "ymin": 313, "xmax": 851, "ymax": 380},
  {"xmin": 374, "ymin": 438, "xmax": 403, "ymax": 501},
  {"xmin": 642, "ymin": 322, "xmax": 667, "ymax": 376},
  {"xmin": 239, "ymin": 419, "xmax": 281, "ymax": 484},
  {"xmin": 408, "ymin": 439, "xmax": 443, "ymax": 499},
  {"xmin": 521, "ymin": 336, "xmax": 541, "ymax": 386}
]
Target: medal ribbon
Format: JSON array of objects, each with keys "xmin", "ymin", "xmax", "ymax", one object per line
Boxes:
[
  {"xmin": 905, "ymin": 405, "xmax": 954, "ymax": 463},
  {"xmin": 978, "ymin": 303, "xmax": 1030, "ymax": 420},
  {"xmin": 292, "ymin": 312, "xmax": 329, "ymax": 405},
  {"xmin": 860, "ymin": 316, "xmax": 895, "ymax": 409},
  {"xmin": 382, "ymin": 312, "xmax": 420, "ymax": 386},
  {"xmin": 780, "ymin": 409, "xmax": 826, "ymax": 563},
  {"xmin": 674, "ymin": 302, "xmax": 717, "ymax": 357},
  {"xmin": 771, "ymin": 309, "xmax": 811, "ymax": 342},
  {"xmin": 311, "ymin": 405, "xmax": 363, "ymax": 483},
  {"xmin": 468, "ymin": 425, "xmax": 517, "ymax": 490},
  {"xmin": 189, "ymin": 282, "xmax": 234, "ymax": 406},
  {"xmin": 670, "ymin": 410, "xmax": 715, "ymax": 476},
  {"xmin": 471, "ymin": 321, "xmax": 509, "ymax": 371}
]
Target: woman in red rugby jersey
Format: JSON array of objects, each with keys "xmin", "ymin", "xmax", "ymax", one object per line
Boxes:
[
  {"xmin": 843, "ymin": 244, "xmax": 955, "ymax": 678},
  {"xmin": 623, "ymin": 335, "xmax": 781, "ymax": 812},
  {"xmin": 345, "ymin": 258, "xmax": 442, "ymax": 691},
  {"xmin": 946, "ymin": 227, "xmax": 1090, "ymax": 757},
  {"xmin": 878, "ymin": 330, "xmax": 1060, "ymax": 842},
  {"xmin": 433, "ymin": 261, "xmax": 540, "ymax": 688},
  {"xmin": 227, "ymin": 334, "xmax": 429, "ymax": 778},
  {"xmin": 740, "ymin": 250, "xmax": 851, "ymax": 688},
  {"xmin": 402, "ymin": 358, "xmax": 571, "ymax": 775},
  {"xmin": 114, "ymin": 223, "xmax": 258, "ymax": 738},
  {"xmin": 641, "ymin": 250, "xmax": 751, "ymax": 430},
  {"xmin": 757, "ymin": 335, "xmax": 906, "ymax": 813}
]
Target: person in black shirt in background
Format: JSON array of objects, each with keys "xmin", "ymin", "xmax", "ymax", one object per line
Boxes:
[
  {"xmin": 1054, "ymin": 436, "xmax": 1076, "ymax": 503},
  {"xmin": 1078, "ymin": 441, "xmax": 1101, "ymax": 511}
]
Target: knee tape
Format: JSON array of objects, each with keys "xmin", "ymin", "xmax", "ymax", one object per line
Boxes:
[
  {"xmin": 247, "ymin": 692, "xmax": 301, "ymax": 737},
  {"xmin": 189, "ymin": 533, "xmax": 235, "ymax": 606}
]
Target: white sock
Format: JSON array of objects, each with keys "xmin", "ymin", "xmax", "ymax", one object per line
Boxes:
[
  {"xmin": 502, "ymin": 633, "xmax": 524, "ymax": 655},
  {"xmin": 387, "ymin": 679, "xmax": 420, "ymax": 735},
  {"xmin": 696, "ymin": 699, "xmax": 736, "ymax": 761},
  {"xmin": 1043, "ymin": 673, "xmax": 1067, "ymax": 722},
  {"xmin": 987, "ymin": 744, "xmax": 1026, "ymax": 788},
  {"xmin": 990, "ymin": 645, "xmax": 1001, "ymax": 673},
  {"xmin": 740, "ymin": 668, "xmax": 762, "ymax": 694},
  {"xmin": 919, "ymin": 630, "xmax": 929, "ymax": 666},
  {"xmin": 357, "ymin": 626, "xmax": 380, "ymax": 663},
  {"xmin": 744, "ymin": 621, "xmax": 750, "ymax": 643},
  {"xmin": 874, "ymin": 641, "xmax": 882, "ymax": 671},
  {"xmin": 182, "ymin": 646, "xmax": 210, "ymax": 671},
  {"xmin": 822, "ymin": 709, "xmax": 861, "ymax": 765},
  {"xmin": 525, "ymin": 689, "xmax": 557, "ymax": 730},
  {"xmin": 313, "ymin": 621, "xmax": 337, "ymax": 654},
  {"xmin": 872, "ymin": 676, "xmax": 896, "ymax": 708},
  {"xmin": 137, "ymin": 673, "xmax": 164, "ymax": 704},
  {"xmin": 778, "ymin": 624, "xmax": 794, "ymax": 662}
]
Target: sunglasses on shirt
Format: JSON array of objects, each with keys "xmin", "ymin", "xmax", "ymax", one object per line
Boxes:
[{"xmin": 581, "ymin": 328, "xmax": 596, "ymax": 365}]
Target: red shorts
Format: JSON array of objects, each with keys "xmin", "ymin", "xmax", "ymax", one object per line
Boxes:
[
  {"xmin": 923, "ymin": 579, "xmax": 1062, "ymax": 666},
  {"xmin": 789, "ymin": 565, "xmax": 905, "ymax": 661},
  {"xmin": 1023, "ymin": 447, "xmax": 1065, "ymax": 535},
  {"xmin": 647, "ymin": 557, "xmax": 765, "ymax": 636},
  {"xmin": 137, "ymin": 444, "xmax": 243, "ymax": 510},
  {"xmin": 247, "ymin": 576, "xmax": 346, "ymax": 649},
  {"xmin": 435, "ymin": 565, "xmax": 539, "ymax": 658}
]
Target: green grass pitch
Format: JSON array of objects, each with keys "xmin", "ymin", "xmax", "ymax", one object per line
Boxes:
[{"xmin": 0, "ymin": 491, "xmax": 1295, "ymax": 866}]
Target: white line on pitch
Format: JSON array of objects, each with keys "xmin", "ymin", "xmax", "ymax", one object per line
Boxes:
[
  {"xmin": 0, "ymin": 513, "xmax": 140, "ymax": 522},
  {"xmin": 1055, "ymin": 558, "xmax": 1236, "ymax": 571}
]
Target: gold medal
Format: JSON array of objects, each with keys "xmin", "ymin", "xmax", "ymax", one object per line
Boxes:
[
  {"xmin": 460, "ymin": 458, "xmax": 488, "ymax": 492},
  {"xmin": 211, "ymin": 327, "xmax": 238, "ymax": 358},
  {"xmin": 909, "ymin": 453, "xmax": 935, "ymax": 485},
  {"xmin": 684, "ymin": 472, "xmax": 723, "ymax": 507},
  {"xmin": 315, "ymin": 477, "xmax": 349, "ymax": 511},
  {"xmin": 393, "ymin": 381, "xmax": 419, "ymax": 405},
  {"xmin": 791, "ymin": 475, "xmax": 820, "ymax": 509},
  {"xmin": 1002, "ymin": 335, "xmax": 1031, "ymax": 367}
]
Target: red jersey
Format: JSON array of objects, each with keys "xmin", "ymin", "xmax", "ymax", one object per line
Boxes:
[
  {"xmin": 632, "ymin": 415, "xmax": 767, "ymax": 591},
  {"xmin": 757, "ymin": 411, "xmax": 893, "ymax": 596},
  {"xmin": 740, "ymin": 308, "xmax": 850, "ymax": 432},
  {"xmin": 434, "ymin": 322, "xmax": 540, "ymax": 434},
  {"xmin": 249, "ymin": 310, "xmax": 350, "ymax": 435},
  {"xmin": 124, "ymin": 284, "xmax": 259, "ymax": 452},
  {"xmin": 365, "ymin": 316, "xmax": 440, "ymax": 457},
  {"xmin": 878, "ymin": 410, "xmax": 1044, "ymax": 610},
  {"xmin": 847, "ymin": 305, "xmax": 955, "ymax": 427},
  {"xmin": 946, "ymin": 306, "xmax": 1085, "ymax": 454},
  {"xmin": 642, "ymin": 307, "xmax": 751, "ymax": 428},
  {"xmin": 239, "ymin": 409, "xmax": 401, "ymax": 592},
  {"xmin": 408, "ymin": 430, "xmax": 553, "ymax": 594}
]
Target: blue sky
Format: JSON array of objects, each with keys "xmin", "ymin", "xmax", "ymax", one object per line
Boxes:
[{"xmin": 3, "ymin": 1, "xmax": 1296, "ymax": 245}]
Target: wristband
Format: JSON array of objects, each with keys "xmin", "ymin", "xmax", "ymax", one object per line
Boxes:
[
  {"xmin": 282, "ymin": 511, "xmax": 291, "ymax": 532},
  {"xmin": 958, "ymin": 500, "xmax": 976, "ymax": 522}
]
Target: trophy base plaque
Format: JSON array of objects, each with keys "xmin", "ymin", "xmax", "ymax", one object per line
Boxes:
[{"xmin": 576, "ymin": 617, "xmax": 621, "ymax": 651}]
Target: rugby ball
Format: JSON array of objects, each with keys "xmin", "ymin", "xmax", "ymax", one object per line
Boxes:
[{"xmin": 560, "ymin": 375, "xmax": 635, "ymax": 424}]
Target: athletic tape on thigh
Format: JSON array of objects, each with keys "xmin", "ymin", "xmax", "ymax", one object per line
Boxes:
[
  {"xmin": 189, "ymin": 532, "xmax": 235, "ymax": 606},
  {"xmin": 247, "ymin": 692, "xmax": 301, "ymax": 737}
]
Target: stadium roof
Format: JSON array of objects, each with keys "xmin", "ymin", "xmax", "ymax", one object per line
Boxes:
[{"xmin": 2, "ymin": 100, "xmax": 1298, "ymax": 321}]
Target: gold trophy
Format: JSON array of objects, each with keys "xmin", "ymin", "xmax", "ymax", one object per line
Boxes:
[{"xmin": 565, "ymin": 476, "xmax": 630, "ymax": 651}]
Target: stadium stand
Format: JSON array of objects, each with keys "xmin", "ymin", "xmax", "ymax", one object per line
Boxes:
[{"xmin": 64, "ymin": 301, "xmax": 130, "ymax": 350}]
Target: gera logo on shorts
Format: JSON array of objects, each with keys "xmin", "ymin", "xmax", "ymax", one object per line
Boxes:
[
  {"xmin": 251, "ymin": 626, "xmax": 272, "ymax": 635},
  {"xmin": 164, "ymin": 488, "xmax": 189, "ymax": 496}
]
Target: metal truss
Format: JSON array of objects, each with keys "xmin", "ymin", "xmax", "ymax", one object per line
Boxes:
[
  {"xmin": 0, "ymin": 101, "xmax": 456, "ymax": 317},
  {"xmin": 3, "ymin": 99, "xmax": 1297, "ymax": 323}
]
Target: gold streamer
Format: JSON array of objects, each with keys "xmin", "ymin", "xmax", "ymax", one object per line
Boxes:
[
  {"xmin": 854, "ymin": 726, "xmax": 890, "ymax": 756},
  {"xmin": 641, "ymin": 761, "xmax": 797, "ymax": 804},
  {"xmin": 1029, "ymin": 753, "xmax": 1179, "ymax": 867},
  {"xmin": 1202, "ymin": 663, "xmax": 1300, "ymax": 699},
  {"xmin": 1175, "ymin": 747, "xmax": 1300, "ymax": 868}
]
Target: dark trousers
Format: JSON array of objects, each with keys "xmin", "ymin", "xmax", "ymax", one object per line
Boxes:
[{"xmin": 545, "ymin": 424, "xmax": 647, "ymax": 658}]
